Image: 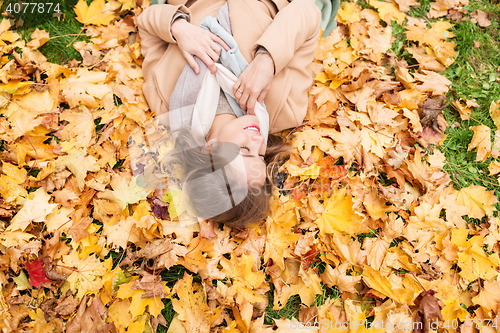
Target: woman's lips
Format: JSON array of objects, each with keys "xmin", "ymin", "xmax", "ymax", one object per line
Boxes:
[{"xmin": 244, "ymin": 124, "xmax": 261, "ymax": 133}]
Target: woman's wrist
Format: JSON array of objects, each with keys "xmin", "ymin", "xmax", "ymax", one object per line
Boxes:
[
  {"xmin": 171, "ymin": 16, "xmax": 189, "ymax": 41},
  {"xmin": 254, "ymin": 52, "xmax": 275, "ymax": 75}
]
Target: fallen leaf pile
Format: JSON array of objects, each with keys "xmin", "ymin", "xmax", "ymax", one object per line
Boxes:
[{"xmin": 0, "ymin": 0, "xmax": 499, "ymax": 332}]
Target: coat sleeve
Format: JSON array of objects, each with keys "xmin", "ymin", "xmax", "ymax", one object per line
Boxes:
[
  {"xmin": 252, "ymin": 0, "xmax": 321, "ymax": 75},
  {"xmin": 137, "ymin": 4, "xmax": 191, "ymax": 58}
]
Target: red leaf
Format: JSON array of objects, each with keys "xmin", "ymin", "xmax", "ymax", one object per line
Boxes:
[{"xmin": 25, "ymin": 258, "xmax": 52, "ymax": 288}]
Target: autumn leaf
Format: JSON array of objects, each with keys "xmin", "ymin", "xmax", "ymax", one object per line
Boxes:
[
  {"xmin": 25, "ymin": 258, "xmax": 52, "ymax": 289},
  {"xmin": 171, "ymin": 273, "xmax": 212, "ymax": 332},
  {"xmin": 220, "ymin": 253, "xmax": 266, "ymax": 289},
  {"xmin": 315, "ymin": 187, "xmax": 368, "ymax": 236},
  {"xmin": 468, "ymin": 125, "xmax": 491, "ymax": 162},
  {"xmin": 74, "ymin": 0, "xmax": 115, "ymax": 26},
  {"xmin": 0, "ymin": 162, "xmax": 27, "ymax": 203},
  {"xmin": 264, "ymin": 201, "xmax": 300, "ymax": 270},
  {"xmin": 414, "ymin": 290, "xmax": 444, "ymax": 333},
  {"xmin": 472, "ymin": 280, "xmax": 500, "ymax": 313},
  {"xmin": 6, "ymin": 188, "xmax": 58, "ymax": 232},
  {"xmin": 470, "ymin": 10, "xmax": 492, "ymax": 27},
  {"xmin": 56, "ymin": 149, "xmax": 100, "ymax": 191},
  {"xmin": 62, "ymin": 252, "xmax": 109, "ymax": 298},
  {"xmin": 369, "ymin": 0, "xmax": 406, "ymax": 24},
  {"xmin": 489, "ymin": 99, "xmax": 500, "ymax": 128}
]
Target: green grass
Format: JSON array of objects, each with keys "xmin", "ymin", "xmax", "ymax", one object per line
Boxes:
[
  {"xmin": 441, "ymin": 0, "xmax": 500, "ymax": 196},
  {"xmin": 2, "ymin": 0, "xmax": 86, "ymax": 64}
]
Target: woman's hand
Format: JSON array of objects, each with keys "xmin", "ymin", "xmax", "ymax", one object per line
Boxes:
[
  {"xmin": 171, "ymin": 19, "xmax": 230, "ymax": 74},
  {"xmin": 233, "ymin": 52, "xmax": 275, "ymax": 114}
]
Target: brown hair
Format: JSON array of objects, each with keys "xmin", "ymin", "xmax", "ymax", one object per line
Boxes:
[{"xmin": 163, "ymin": 128, "xmax": 291, "ymax": 229}]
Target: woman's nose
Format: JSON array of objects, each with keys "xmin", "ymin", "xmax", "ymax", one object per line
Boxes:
[{"xmin": 250, "ymin": 133, "xmax": 264, "ymax": 144}]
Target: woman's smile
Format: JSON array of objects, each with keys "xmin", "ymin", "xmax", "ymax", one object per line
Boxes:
[{"xmin": 244, "ymin": 124, "xmax": 261, "ymax": 133}]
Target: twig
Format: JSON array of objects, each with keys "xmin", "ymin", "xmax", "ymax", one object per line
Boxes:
[{"xmin": 66, "ymin": 26, "xmax": 86, "ymax": 48}]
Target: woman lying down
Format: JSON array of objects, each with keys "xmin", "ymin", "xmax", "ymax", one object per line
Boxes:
[{"xmin": 133, "ymin": 0, "xmax": 338, "ymax": 231}]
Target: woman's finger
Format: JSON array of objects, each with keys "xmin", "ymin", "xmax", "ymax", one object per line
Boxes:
[
  {"xmin": 212, "ymin": 34, "xmax": 230, "ymax": 51},
  {"xmin": 246, "ymin": 93, "xmax": 257, "ymax": 114},
  {"xmin": 207, "ymin": 48, "xmax": 219, "ymax": 63},
  {"xmin": 233, "ymin": 82, "xmax": 242, "ymax": 100},
  {"xmin": 210, "ymin": 41, "xmax": 222, "ymax": 56},
  {"xmin": 239, "ymin": 92, "xmax": 249, "ymax": 111},
  {"xmin": 257, "ymin": 88, "xmax": 268, "ymax": 105},
  {"xmin": 183, "ymin": 51, "xmax": 199, "ymax": 74},
  {"xmin": 199, "ymin": 53, "xmax": 217, "ymax": 74}
]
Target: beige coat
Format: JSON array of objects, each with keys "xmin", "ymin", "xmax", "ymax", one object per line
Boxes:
[{"xmin": 137, "ymin": 0, "xmax": 321, "ymax": 133}]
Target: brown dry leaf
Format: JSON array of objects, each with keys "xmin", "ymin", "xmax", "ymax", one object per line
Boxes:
[
  {"xmin": 470, "ymin": 10, "xmax": 492, "ymax": 27},
  {"xmin": 468, "ymin": 125, "xmax": 491, "ymax": 162},
  {"xmin": 414, "ymin": 290, "xmax": 444, "ymax": 333},
  {"xmin": 418, "ymin": 95, "xmax": 447, "ymax": 133},
  {"xmin": 66, "ymin": 295, "xmax": 115, "ymax": 333}
]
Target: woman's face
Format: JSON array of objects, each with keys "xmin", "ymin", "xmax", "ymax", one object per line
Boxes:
[{"xmin": 212, "ymin": 115, "xmax": 266, "ymax": 187}]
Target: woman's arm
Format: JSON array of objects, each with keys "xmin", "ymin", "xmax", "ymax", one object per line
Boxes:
[
  {"xmin": 137, "ymin": 4, "xmax": 229, "ymax": 75},
  {"xmin": 253, "ymin": 0, "xmax": 321, "ymax": 76},
  {"xmin": 233, "ymin": 0, "xmax": 321, "ymax": 114}
]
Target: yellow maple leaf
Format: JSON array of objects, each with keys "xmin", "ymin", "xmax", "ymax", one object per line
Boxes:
[
  {"xmin": 322, "ymin": 262, "xmax": 361, "ymax": 293},
  {"xmin": 74, "ymin": 0, "xmax": 115, "ymax": 26},
  {"xmin": 467, "ymin": 125, "xmax": 491, "ymax": 162},
  {"xmin": 45, "ymin": 206, "xmax": 74, "ymax": 233},
  {"xmin": 117, "ymin": 0, "xmax": 136, "ymax": 11},
  {"xmin": 6, "ymin": 188, "xmax": 58, "ymax": 232},
  {"xmin": 26, "ymin": 28, "xmax": 50, "ymax": 49},
  {"xmin": 108, "ymin": 298, "xmax": 133, "ymax": 332},
  {"xmin": 220, "ymin": 253, "xmax": 266, "ymax": 289},
  {"xmin": 362, "ymin": 265, "xmax": 420, "ymax": 304},
  {"xmin": 63, "ymin": 252, "xmax": 109, "ymax": 298},
  {"xmin": 0, "ymin": 80, "xmax": 32, "ymax": 94},
  {"xmin": 292, "ymin": 129, "xmax": 333, "ymax": 161},
  {"xmin": 61, "ymin": 68, "xmax": 112, "ymax": 108},
  {"xmin": 116, "ymin": 279, "xmax": 168, "ymax": 319},
  {"xmin": 472, "ymin": 280, "xmax": 500, "ymax": 314},
  {"xmin": 316, "ymin": 187, "xmax": 368, "ymax": 236},
  {"xmin": 264, "ymin": 201, "xmax": 300, "ymax": 270},
  {"xmin": 59, "ymin": 107, "xmax": 95, "ymax": 148},
  {"xmin": 109, "ymin": 175, "xmax": 151, "ymax": 210},
  {"xmin": 458, "ymin": 243, "xmax": 499, "ymax": 282},
  {"xmin": 489, "ymin": 99, "xmax": 500, "ymax": 129},
  {"xmin": 56, "ymin": 148, "xmax": 100, "ymax": 191},
  {"xmin": 0, "ymin": 162, "xmax": 27, "ymax": 203},
  {"xmin": 336, "ymin": 2, "xmax": 362, "ymax": 24},
  {"xmin": 413, "ymin": 70, "xmax": 451, "ymax": 96},
  {"xmin": 369, "ymin": 0, "xmax": 406, "ymax": 24},
  {"xmin": 456, "ymin": 185, "xmax": 497, "ymax": 219},
  {"xmin": 0, "ymin": 231, "xmax": 35, "ymax": 247},
  {"xmin": 102, "ymin": 216, "xmax": 136, "ymax": 250},
  {"xmin": 171, "ymin": 274, "xmax": 212, "ymax": 332},
  {"xmin": 177, "ymin": 236, "xmax": 213, "ymax": 273}
]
